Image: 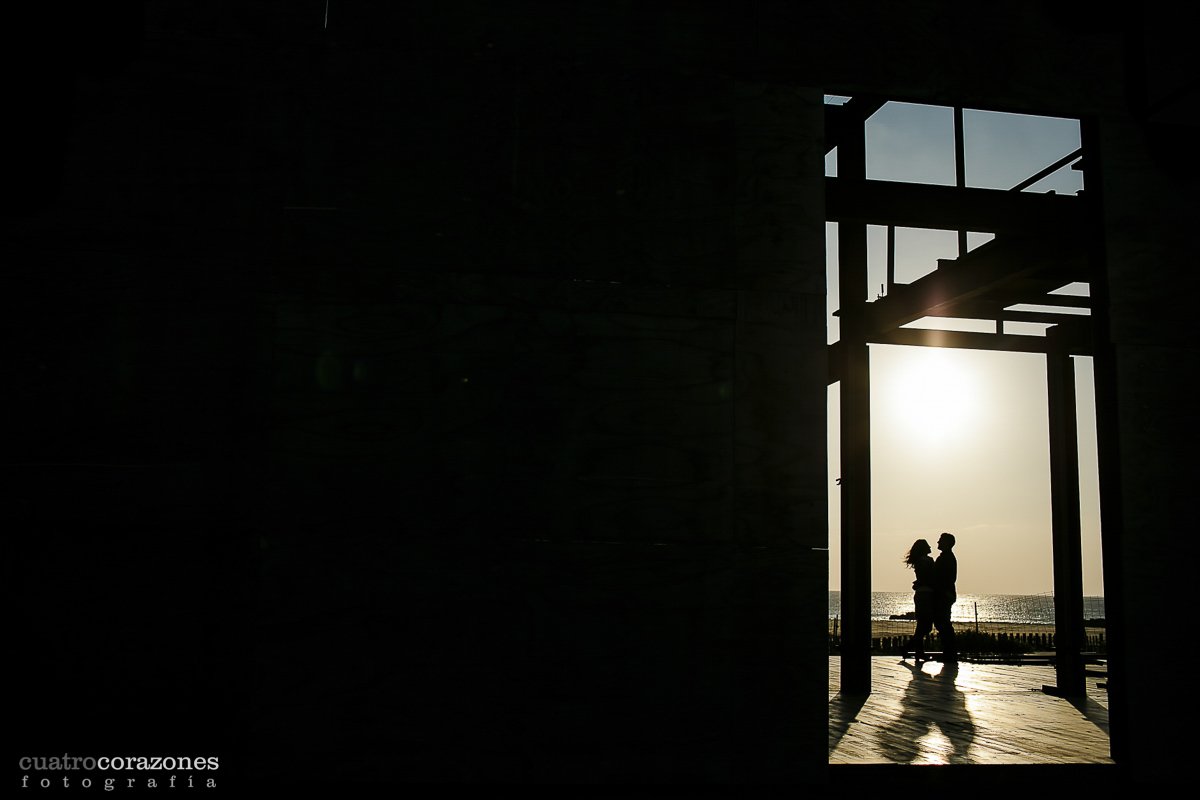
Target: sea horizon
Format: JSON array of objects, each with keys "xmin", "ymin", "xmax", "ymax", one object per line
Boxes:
[{"xmin": 828, "ymin": 590, "xmax": 1105, "ymax": 625}]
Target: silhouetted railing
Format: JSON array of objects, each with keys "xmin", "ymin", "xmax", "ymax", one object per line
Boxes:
[{"xmin": 827, "ymin": 619, "xmax": 1106, "ymax": 658}]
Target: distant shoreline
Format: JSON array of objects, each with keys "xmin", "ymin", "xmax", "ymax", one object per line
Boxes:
[
  {"xmin": 831, "ymin": 619, "xmax": 1107, "ymax": 639},
  {"xmin": 827, "ymin": 591, "xmax": 1105, "ymax": 629}
]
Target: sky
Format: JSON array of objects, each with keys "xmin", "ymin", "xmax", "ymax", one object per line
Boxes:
[{"xmin": 824, "ymin": 100, "xmax": 1104, "ymax": 596}]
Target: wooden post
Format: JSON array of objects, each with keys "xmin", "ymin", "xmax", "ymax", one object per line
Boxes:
[
  {"xmin": 1079, "ymin": 114, "xmax": 1126, "ymax": 763},
  {"xmin": 1045, "ymin": 327, "xmax": 1086, "ymax": 696},
  {"xmin": 837, "ymin": 100, "xmax": 872, "ymax": 695},
  {"xmin": 954, "ymin": 106, "xmax": 968, "ymax": 257}
]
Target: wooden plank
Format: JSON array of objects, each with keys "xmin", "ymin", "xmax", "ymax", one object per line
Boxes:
[{"xmin": 829, "ymin": 657, "xmax": 1111, "ymax": 765}]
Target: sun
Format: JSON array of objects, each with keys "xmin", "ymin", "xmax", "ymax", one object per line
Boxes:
[{"xmin": 876, "ymin": 346, "xmax": 980, "ymax": 451}]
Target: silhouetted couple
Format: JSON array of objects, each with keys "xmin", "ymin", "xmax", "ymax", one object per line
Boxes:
[{"xmin": 903, "ymin": 532, "xmax": 957, "ymax": 663}]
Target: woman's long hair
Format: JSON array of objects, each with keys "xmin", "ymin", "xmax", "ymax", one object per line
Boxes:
[{"xmin": 903, "ymin": 538, "xmax": 932, "ymax": 568}]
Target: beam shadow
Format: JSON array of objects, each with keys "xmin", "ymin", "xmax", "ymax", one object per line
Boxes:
[
  {"xmin": 828, "ymin": 692, "xmax": 868, "ymax": 754},
  {"xmin": 1068, "ymin": 694, "xmax": 1110, "ymax": 736}
]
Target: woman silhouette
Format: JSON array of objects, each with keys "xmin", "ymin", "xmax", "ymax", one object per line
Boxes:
[{"xmin": 903, "ymin": 539, "xmax": 936, "ymax": 662}]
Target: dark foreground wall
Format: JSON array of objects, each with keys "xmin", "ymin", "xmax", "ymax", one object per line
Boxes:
[
  {"xmin": 9, "ymin": 0, "xmax": 1196, "ymax": 788},
  {"xmin": 10, "ymin": 1, "xmax": 828, "ymax": 786}
]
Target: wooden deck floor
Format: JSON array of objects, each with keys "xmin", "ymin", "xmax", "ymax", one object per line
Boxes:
[{"xmin": 829, "ymin": 657, "xmax": 1112, "ymax": 765}]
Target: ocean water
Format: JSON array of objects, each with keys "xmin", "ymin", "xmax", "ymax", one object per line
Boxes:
[{"xmin": 828, "ymin": 591, "xmax": 1105, "ymax": 625}]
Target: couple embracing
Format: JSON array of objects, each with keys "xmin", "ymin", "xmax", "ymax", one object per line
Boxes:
[{"xmin": 903, "ymin": 532, "xmax": 958, "ymax": 663}]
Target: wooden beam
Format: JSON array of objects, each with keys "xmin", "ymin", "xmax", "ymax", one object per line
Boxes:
[
  {"xmin": 824, "ymin": 96, "xmax": 886, "ymax": 154},
  {"xmin": 1035, "ymin": 293, "xmax": 1092, "ymax": 309},
  {"xmin": 898, "ymin": 301, "xmax": 1088, "ymax": 323},
  {"xmin": 871, "ymin": 328, "xmax": 1048, "ymax": 354},
  {"xmin": 993, "ymin": 310, "xmax": 1092, "ymax": 325},
  {"xmin": 828, "ymin": 341, "xmax": 843, "ymax": 385},
  {"xmin": 826, "ymin": 177, "xmax": 1086, "ymax": 234},
  {"xmin": 865, "ymin": 235, "xmax": 1088, "ymax": 334},
  {"xmin": 940, "ymin": 293, "xmax": 1093, "ymax": 317},
  {"xmin": 879, "ymin": 324, "xmax": 1090, "ymax": 355},
  {"xmin": 1010, "ymin": 148, "xmax": 1083, "ymax": 192}
]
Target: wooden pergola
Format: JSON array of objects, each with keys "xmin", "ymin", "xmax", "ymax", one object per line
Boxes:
[{"xmin": 826, "ymin": 95, "xmax": 1105, "ymax": 698}]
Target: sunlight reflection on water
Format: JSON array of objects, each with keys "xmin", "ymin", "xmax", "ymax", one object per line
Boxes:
[{"xmin": 828, "ymin": 591, "xmax": 1105, "ymax": 624}]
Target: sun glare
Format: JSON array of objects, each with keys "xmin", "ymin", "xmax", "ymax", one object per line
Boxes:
[{"xmin": 877, "ymin": 347, "xmax": 979, "ymax": 451}]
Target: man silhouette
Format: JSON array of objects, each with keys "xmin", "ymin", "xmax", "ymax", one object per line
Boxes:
[{"xmin": 934, "ymin": 532, "xmax": 958, "ymax": 662}]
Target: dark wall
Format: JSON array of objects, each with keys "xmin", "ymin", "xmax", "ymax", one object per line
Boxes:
[
  {"xmin": 10, "ymin": 0, "xmax": 827, "ymax": 787},
  {"xmin": 9, "ymin": 0, "xmax": 1195, "ymax": 788}
]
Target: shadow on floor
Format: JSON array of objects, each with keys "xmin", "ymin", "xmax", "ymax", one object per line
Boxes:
[{"xmin": 828, "ymin": 692, "xmax": 867, "ymax": 754}]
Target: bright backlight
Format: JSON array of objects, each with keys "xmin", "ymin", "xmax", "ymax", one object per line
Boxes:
[{"xmin": 878, "ymin": 347, "xmax": 980, "ymax": 450}]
